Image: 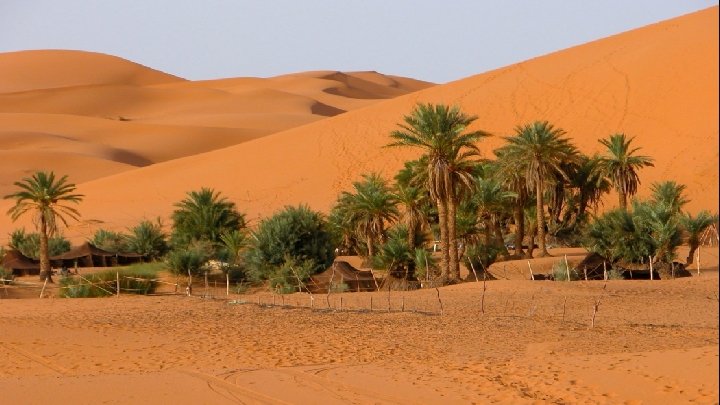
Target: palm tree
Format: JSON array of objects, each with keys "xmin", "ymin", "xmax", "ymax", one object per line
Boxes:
[
  {"xmin": 598, "ymin": 133, "xmax": 654, "ymax": 210},
  {"xmin": 494, "ymin": 121, "xmax": 577, "ymax": 257},
  {"xmin": 334, "ymin": 173, "xmax": 398, "ymax": 259},
  {"xmin": 387, "ymin": 103, "xmax": 489, "ymax": 282},
  {"xmin": 4, "ymin": 171, "xmax": 83, "ymax": 282},
  {"xmin": 680, "ymin": 211, "xmax": 715, "ymax": 265},
  {"xmin": 650, "ymin": 181, "xmax": 688, "ymax": 215},
  {"xmin": 171, "ymin": 188, "xmax": 245, "ymax": 252},
  {"xmin": 126, "ymin": 219, "xmax": 169, "ymax": 260},
  {"xmin": 472, "ymin": 177, "xmax": 516, "ymax": 255},
  {"xmin": 493, "ymin": 153, "xmax": 529, "ymax": 257}
]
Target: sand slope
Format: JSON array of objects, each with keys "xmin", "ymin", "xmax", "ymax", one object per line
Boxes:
[
  {"xmin": 0, "ymin": 51, "xmax": 432, "ymax": 206},
  {"xmin": 6, "ymin": 7, "xmax": 713, "ymax": 242}
]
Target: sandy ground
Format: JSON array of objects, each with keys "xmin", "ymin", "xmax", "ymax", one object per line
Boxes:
[{"xmin": 1, "ymin": 247, "xmax": 718, "ymax": 404}]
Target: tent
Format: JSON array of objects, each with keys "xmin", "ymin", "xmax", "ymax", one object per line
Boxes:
[
  {"xmin": 309, "ymin": 261, "xmax": 377, "ymax": 293},
  {"xmin": 50, "ymin": 242, "xmax": 144, "ymax": 268},
  {"xmin": 2, "ymin": 250, "xmax": 40, "ymax": 276}
]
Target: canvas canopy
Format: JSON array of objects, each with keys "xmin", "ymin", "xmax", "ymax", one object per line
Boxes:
[{"xmin": 309, "ymin": 261, "xmax": 377, "ymax": 293}]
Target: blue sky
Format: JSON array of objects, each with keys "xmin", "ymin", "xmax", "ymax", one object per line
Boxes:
[{"xmin": 1, "ymin": 1, "xmax": 717, "ymax": 83}]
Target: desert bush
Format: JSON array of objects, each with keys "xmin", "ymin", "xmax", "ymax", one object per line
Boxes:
[
  {"xmin": 413, "ymin": 248, "xmax": 436, "ymax": 281},
  {"xmin": 463, "ymin": 242, "xmax": 501, "ymax": 274},
  {"xmin": 268, "ymin": 256, "xmax": 316, "ymax": 294},
  {"xmin": 125, "ymin": 219, "xmax": 169, "ymax": 260},
  {"xmin": 60, "ymin": 267, "xmax": 158, "ymax": 298},
  {"xmin": 0, "ymin": 267, "xmax": 14, "ymax": 285},
  {"xmin": 91, "ymin": 229, "xmax": 129, "ymax": 253},
  {"xmin": 9, "ymin": 228, "xmax": 71, "ymax": 259},
  {"xmin": 245, "ymin": 205, "xmax": 334, "ymax": 282},
  {"xmin": 552, "ymin": 259, "xmax": 581, "ymax": 281},
  {"xmin": 170, "ymin": 188, "xmax": 246, "ymax": 256},
  {"xmin": 165, "ymin": 243, "xmax": 210, "ymax": 276}
]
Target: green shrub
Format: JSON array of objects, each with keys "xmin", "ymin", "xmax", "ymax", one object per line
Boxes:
[
  {"xmin": 126, "ymin": 219, "xmax": 169, "ymax": 260},
  {"xmin": 245, "ymin": 205, "xmax": 334, "ymax": 282},
  {"xmin": 269, "ymin": 256, "xmax": 315, "ymax": 294},
  {"xmin": 552, "ymin": 259, "xmax": 580, "ymax": 281},
  {"xmin": 463, "ymin": 243, "xmax": 500, "ymax": 274},
  {"xmin": 0, "ymin": 267, "xmax": 14, "ymax": 285},
  {"xmin": 165, "ymin": 244, "xmax": 210, "ymax": 276},
  {"xmin": 91, "ymin": 229, "xmax": 129, "ymax": 253},
  {"xmin": 60, "ymin": 267, "xmax": 158, "ymax": 298},
  {"xmin": 9, "ymin": 228, "xmax": 70, "ymax": 259}
]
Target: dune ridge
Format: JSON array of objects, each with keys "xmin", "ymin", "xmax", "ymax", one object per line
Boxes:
[{"xmin": 0, "ymin": 50, "xmax": 433, "ymax": 207}]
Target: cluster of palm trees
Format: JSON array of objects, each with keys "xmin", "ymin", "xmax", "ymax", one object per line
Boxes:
[
  {"xmin": 331, "ymin": 102, "xmax": 713, "ymax": 284},
  {"xmin": 3, "ymin": 103, "xmax": 716, "ymax": 286}
]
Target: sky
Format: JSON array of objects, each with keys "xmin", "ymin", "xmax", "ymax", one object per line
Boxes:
[{"xmin": 1, "ymin": 1, "xmax": 717, "ymax": 84}]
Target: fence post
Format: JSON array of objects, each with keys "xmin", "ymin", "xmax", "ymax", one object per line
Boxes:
[
  {"xmin": 116, "ymin": 271, "xmax": 120, "ymax": 297},
  {"xmin": 226, "ymin": 273, "xmax": 230, "ymax": 296}
]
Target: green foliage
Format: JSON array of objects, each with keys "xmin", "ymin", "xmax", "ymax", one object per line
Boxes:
[
  {"xmin": 9, "ymin": 228, "xmax": 71, "ymax": 259},
  {"xmin": 170, "ymin": 188, "xmax": 245, "ymax": 254},
  {"xmin": 91, "ymin": 229, "xmax": 129, "ymax": 253},
  {"xmin": 372, "ymin": 225, "xmax": 415, "ymax": 279},
  {"xmin": 268, "ymin": 256, "xmax": 316, "ymax": 294},
  {"xmin": 551, "ymin": 259, "xmax": 580, "ymax": 281},
  {"xmin": 413, "ymin": 248, "xmax": 436, "ymax": 281},
  {"xmin": 125, "ymin": 219, "xmax": 168, "ymax": 260},
  {"xmin": 332, "ymin": 173, "xmax": 398, "ymax": 258},
  {"xmin": 597, "ymin": 133, "xmax": 654, "ymax": 209},
  {"xmin": 584, "ymin": 208, "xmax": 654, "ymax": 264},
  {"xmin": 463, "ymin": 242, "xmax": 500, "ymax": 274},
  {"xmin": 0, "ymin": 267, "xmax": 13, "ymax": 285},
  {"xmin": 60, "ymin": 267, "xmax": 157, "ymax": 298},
  {"xmin": 165, "ymin": 242, "xmax": 211, "ymax": 276},
  {"xmin": 584, "ymin": 188, "xmax": 685, "ymax": 265},
  {"xmin": 245, "ymin": 205, "xmax": 334, "ymax": 282}
]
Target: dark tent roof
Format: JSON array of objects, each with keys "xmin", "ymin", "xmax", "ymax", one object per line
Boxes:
[
  {"xmin": 309, "ymin": 261, "xmax": 377, "ymax": 293},
  {"xmin": 50, "ymin": 242, "xmax": 143, "ymax": 261},
  {"xmin": 2, "ymin": 249, "xmax": 40, "ymax": 271}
]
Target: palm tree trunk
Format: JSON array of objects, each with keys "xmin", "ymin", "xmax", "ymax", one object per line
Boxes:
[
  {"xmin": 436, "ymin": 198, "xmax": 450, "ymax": 283},
  {"xmin": 513, "ymin": 203, "xmax": 525, "ymax": 257},
  {"xmin": 493, "ymin": 218, "xmax": 509, "ymax": 259},
  {"xmin": 536, "ymin": 180, "xmax": 550, "ymax": 257},
  {"xmin": 619, "ymin": 191, "xmax": 627, "ymax": 211},
  {"xmin": 366, "ymin": 235, "xmax": 374, "ymax": 262},
  {"xmin": 447, "ymin": 196, "xmax": 460, "ymax": 282},
  {"xmin": 686, "ymin": 242, "xmax": 698, "ymax": 265},
  {"xmin": 39, "ymin": 215, "xmax": 53, "ymax": 283}
]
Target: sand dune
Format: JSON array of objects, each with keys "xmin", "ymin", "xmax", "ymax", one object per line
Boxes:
[
  {"xmin": 0, "ymin": 51, "xmax": 432, "ymax": 208},
  {"xmin": 0, "ymin": 50, "xmax": 183, "ymax": 93},
  {"xmin": 3, "ymin": 7, "xmax": 712, "ymax": 242}
]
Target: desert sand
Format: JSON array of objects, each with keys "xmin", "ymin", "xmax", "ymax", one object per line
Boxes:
[
  {"xmin": 1, "ymin": 247, "xmax": 718, "ymax": 404},
  {"xmin": 1, "ymin": 5, "xmax": 718, "ymax": 405}
]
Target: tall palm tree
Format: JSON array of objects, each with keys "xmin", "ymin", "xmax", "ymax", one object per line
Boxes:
[
  {"xmin": 494, "ymin": 121, "xmax": 577, "ymax": 257},
  {"xmin": 472, "ymin": 177, "xmax": 516, "ymax": 253},
  {"xmin": 4, "ymin": 171, "xmax": 83, "ymax": 282},
  {"xmin": 334, "ymin": 173, "xmax": 398, "ymax": 259},
  {"xmin": 387, "ymin": 103, "xmax": 489, "ymax": 282},
  {"xmin": 171, "ymin": 188, "xmax": 245, "ymax": 251},
  {"xmin": 493, "ymin": 152, "xmax": 529, "ymax": 257},
  {"xmin": 598, "ymin": 133, "xmax": 654, "ymax": 210}
]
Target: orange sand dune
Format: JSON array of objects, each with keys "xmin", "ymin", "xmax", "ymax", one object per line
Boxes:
[
  {"xmin": 0, "ymin": 51, "xmax": 432, "ymax": 203},
  {"xmin": 0, "ymin": 50, "xmax": 183, "ymax": 93},
  {"xmin": 5, "ymin": 7, "xmax": 712, "ymax": 243}
]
